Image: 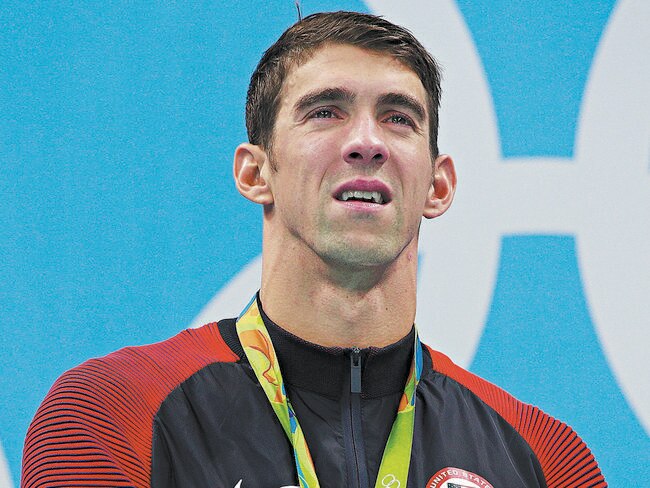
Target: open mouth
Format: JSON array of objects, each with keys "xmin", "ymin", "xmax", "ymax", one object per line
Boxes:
[
  {"xmin": 338, "ymin": 190, "xmax": 385, "ymax": 205},
  {"xmin": 333, "ymin": 179, "xmax": 392, "ymax": 207}
]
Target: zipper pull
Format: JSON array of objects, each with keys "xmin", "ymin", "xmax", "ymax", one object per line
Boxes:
[{"xmin": 350, "ymin": 347, "xmax": 362, "ymax": 393}]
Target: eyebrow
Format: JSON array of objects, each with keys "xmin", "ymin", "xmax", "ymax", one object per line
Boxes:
[
  {"xmin": 292, "ymin": 87, "xmax": 427, "ymax": 123},
  {"xmin": 293, "ymin": 87, "xmax": 356, "ymax": 114},
  {"xmin": 377, "ymin": 92, "xmax": 427, "ymax": 123}
]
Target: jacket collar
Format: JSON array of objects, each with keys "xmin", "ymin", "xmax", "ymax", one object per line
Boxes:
[
  {"xmin": 220, "ymin": 294, "xmax": 415, "ymax": 398},
  {"xmin": 257, "ymin": 295, "xmax": 415, "ymax": 398}
]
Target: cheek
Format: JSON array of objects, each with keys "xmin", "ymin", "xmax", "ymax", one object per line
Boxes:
[
  {"xmin": 395, "ymin": 147, "xmax": 433, "ymax": 185},
  {"xmin": 400, "ymin": 166, "xmax": 434, "ymax": 208},
  {"xmin": 303, "ymin": 133, "xmax": 339, "ymax": 159},
  {"xmin": 293, "ymin": 137, "xmax": 340, "ymax": 179}
]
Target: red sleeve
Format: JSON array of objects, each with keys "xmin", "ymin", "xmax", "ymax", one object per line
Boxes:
[
  {"xmin": 427, "ymin": 347, "xmax": 607, "ymax": 488},
  {"xmin": 21, "ymin": 324, "xmax": 238, "ymax": 488}
]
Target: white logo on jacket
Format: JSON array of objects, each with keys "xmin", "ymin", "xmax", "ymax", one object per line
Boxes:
[{"xmin": 233, "ymin": 480, "xmax": 298, "ymax": 488}]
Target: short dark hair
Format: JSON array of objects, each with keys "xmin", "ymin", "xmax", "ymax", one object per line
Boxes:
[{"xmin": 245, "ymin": 11, "xmax": 443, "ymax": 159}]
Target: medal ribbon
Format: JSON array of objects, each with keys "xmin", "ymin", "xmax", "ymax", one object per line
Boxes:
[{"xmin": 236, "ymin": 295, "xmax": 423, "ymax": 488}]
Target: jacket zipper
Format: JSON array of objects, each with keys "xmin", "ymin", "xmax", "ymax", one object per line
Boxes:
[{"xmin": 345, "ymin": 347, "xmax": 369, "ymax": 488}]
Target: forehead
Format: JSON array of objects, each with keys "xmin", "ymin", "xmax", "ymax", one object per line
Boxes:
[{"xmin": 278, "ymin": 44, "xmax": 428, "ymax": 111}]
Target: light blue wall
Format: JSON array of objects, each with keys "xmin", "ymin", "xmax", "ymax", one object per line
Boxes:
[{"xmin": 1, "ymin": 1, "xmax": 647, "ymax": 486}]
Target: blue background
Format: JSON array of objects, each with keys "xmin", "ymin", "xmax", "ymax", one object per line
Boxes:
[{"xmin": 1, "ymin": 1, "xmax": 647, "ymax": 486}]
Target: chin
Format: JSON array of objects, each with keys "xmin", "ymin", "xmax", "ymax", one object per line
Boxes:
[{"xmin": 317, "ymin": 239, "xmax": 404, "ymax": 270}]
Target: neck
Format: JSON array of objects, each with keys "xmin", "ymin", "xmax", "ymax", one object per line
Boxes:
[{"xmin": 259, "ymin": 235, "xmax": 419, "ymax": 348}]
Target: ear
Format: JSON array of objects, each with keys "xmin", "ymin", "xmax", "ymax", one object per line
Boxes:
[
  {"xmin": 233, "ymin": 143, "xmax": 274, "ymax": 205},
  {"xmin": 423, "ymin": 154, "xmax": 456, "ymax": 219}
]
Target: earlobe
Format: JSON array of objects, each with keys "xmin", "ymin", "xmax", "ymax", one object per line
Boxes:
[
  {"xmin": 423, "ymin": 154, "xmax": 457, "ymax": 219},
  {"xmin": 233, "ymin": 143, "xmax": 274, "ymax": 205}
]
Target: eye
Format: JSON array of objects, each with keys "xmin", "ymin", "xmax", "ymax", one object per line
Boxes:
[
  {"xmin": 309, "ymin": 108, "xmax": 338, "ymax": 119},
  {"xmin": 385, "ymin": 113, "xmax": 414, "ymax": 126}
]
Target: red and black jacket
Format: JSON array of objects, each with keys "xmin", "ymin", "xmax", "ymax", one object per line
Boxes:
[{"xmin": 22, "ymin": 303, "xmax": 606, "ymax": 487}]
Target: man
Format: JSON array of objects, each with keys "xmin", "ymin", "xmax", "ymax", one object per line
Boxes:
[{"xmin": 22, "ymin": 11, "xmax": 606, "ymax": 488}]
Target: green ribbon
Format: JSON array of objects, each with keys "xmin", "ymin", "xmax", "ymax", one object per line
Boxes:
[{"xmin": 236, "ymin": 295, "xmax": 423, "ymax": 488}]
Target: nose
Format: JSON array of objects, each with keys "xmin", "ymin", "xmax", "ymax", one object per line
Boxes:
[{"xmin": 341, "ymin": 115, "xmax": 389, "ymax": 165}]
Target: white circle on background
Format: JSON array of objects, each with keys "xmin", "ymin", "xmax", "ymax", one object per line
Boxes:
[{"xmin": 0, "ymin": 439, "xmax": 14, "ymax": 488}]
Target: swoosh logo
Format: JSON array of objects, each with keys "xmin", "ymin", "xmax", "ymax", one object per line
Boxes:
[{"xmin": 234, "ymin": 480, "xmax": 298, "ymax": 488}]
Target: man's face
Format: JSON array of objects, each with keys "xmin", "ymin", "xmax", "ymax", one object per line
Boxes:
[{"xmin": 262, "ymin": 43, "xmax": 444, "ymax": 269}]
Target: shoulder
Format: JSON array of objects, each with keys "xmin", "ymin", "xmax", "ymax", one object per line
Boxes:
[
  {"xmin": 41, "ymin": 321, "xmax": 240, "ymax": 423},
  {"xmin": 22, "ymin": 321, "xmax": 239, "ymax": 487},
  {"xmin": 78, "ymin": 321, "xmax": 239, "ymax": 387},
  {"xmin": 424, "ymin": 346, "xmax": 607, "ymax": 488}
]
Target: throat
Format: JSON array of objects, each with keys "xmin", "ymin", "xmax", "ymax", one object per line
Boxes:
[{"xmin": 259, "ymin": 250, "xmax": 418, "ymax": 347}]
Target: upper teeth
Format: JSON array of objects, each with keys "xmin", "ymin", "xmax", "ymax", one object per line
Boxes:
[{"xmin": 340, "ymin": 190, "xmax": 384, "ymax": 204}]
